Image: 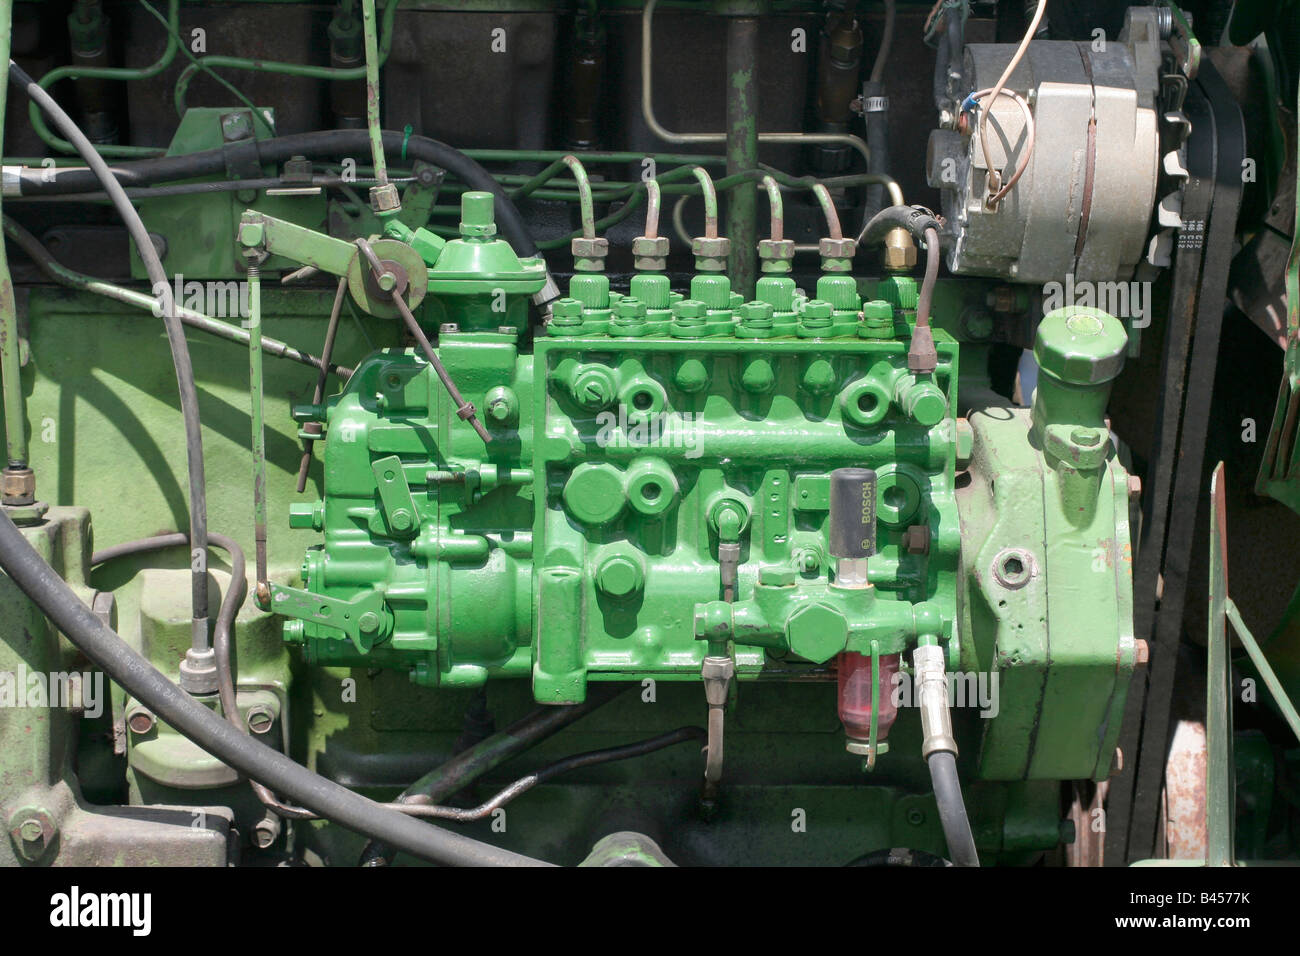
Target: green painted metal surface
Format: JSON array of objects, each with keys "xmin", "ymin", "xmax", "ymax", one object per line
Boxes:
[{"xmin": 0, "ymin": 153, "xmax": 1143, "ymax": 866}]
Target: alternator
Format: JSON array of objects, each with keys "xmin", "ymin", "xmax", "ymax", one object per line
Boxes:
[{"xmin": 926, "ymin": 6, "xmax": 1164, "ymax": 283}]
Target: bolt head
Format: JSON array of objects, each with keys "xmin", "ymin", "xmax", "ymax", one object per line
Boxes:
[
  {"xmin": 237, "ymin": 221, "xmax": 265, "ymax": 248},
  {"xmin": 785, "ymin": 603, "xmax": 849, "ymax": 664},
  {"xmin": 18, "ymin": 820, "xmax": 42, "ymax": 842},
  {"xmin": 759, "ymin": 566, "xmax": 796, "ymax": 587},
  {"xmin": 9, "ymin": 812, "xmax": 54, "ymax": 861},
  {"xmin": 597, "ymin": 554, "xmax": 643, "ymax": 598},
  {"xmin": 358, "ymin": 611, "xmax": 382, "ymax": 635}
]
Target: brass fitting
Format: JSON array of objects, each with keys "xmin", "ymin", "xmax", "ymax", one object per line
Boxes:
[
  {"xmin": 882, "ymin": 227, "xmax": 917, "ymax": 271},
  {"xmin": 1, "ymin": 466, "xmax": 35, "ymax": 506}
]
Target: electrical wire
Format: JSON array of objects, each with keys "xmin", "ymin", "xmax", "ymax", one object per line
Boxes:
[
  {"xmin": 9, "ymin": 59, "xmax": 212, "ymax": 656},
  {"xmin": 965, "ymin": 86, "xmax": 1036, "ymax": 206},
  {"xmin": 869, "ymin": 0, "xmax": 897, "ymax": 84},
  {"xmin": 976, "ymin": 0, "xmax": 1045, "ymax": 204}
]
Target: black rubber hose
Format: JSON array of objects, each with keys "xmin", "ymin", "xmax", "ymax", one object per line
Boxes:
[
  {"xmin": 16, "ymin": 129, "xmax": 540, "ymax": 258},
  {"xmin": 861, "ymin": 80, "xmax": 890, "ymax": 221},
  {"xmin": 931, "ymin": 21, "xmax": 950, "ymax": 112},
  {"xmin": 9, "ymin": 60, "xmax": 211, "ymax": 655},
  {"xmin": 359, "ymin": 684, "xmax": 627, "ymax": 865},
  {"xmin": 927, "ymin": 751, "xmax": 979, "ymax": 867},
  {"xmin": 860, "ymin": 204, "xmax": 944, "ymax": 248},
  {"xmin": 398, "ymin": 727, "xmax": 706, "ymax": 822},
  {"xmin": 0, "ymin": 511, "xmax": 550, "ymax": 866}
]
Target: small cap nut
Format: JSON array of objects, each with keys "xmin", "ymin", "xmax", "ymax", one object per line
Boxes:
[
  {"xmin": 570, "ymin": 237, "xmax": 609, "ymax": 259},
  {"xmin": 819, "ymin": 237, "xmax": 857, "ymax": 260},
  {"xmin": 632, "ymin": 236, "xmax": 669, "ymax": 258},
  {"xmin": 691, "ymin": 236, "xmax": 731, "ymax": 259},
  {"xmin": 758, "ymin": 239, "xmax": 796, "ymax": 261}
]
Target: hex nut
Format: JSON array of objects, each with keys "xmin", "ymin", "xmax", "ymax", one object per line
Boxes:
[
  {"xmin": 882, "ymin": 228, "xmax": 917, "ymax": 271},
  {"xmin": 1, "ymin": 467, "xmax": 35, "ymax": 504},
  {"xmin": 902, "ymin": 525, "xmax": 931, "ymax": 555},
  {"xmin": 571, "ymin": 237, "xmax": 609, "ymax": 259},
  {"xmin": 819, "ymin": 237, "xmax": 857, "ymax": 260},
  {"xmin": 758, "ymin": 239, "xmax": 796, "ymax": 261},
  {"xmin": 369, "ymin": 183, "xmax": 401, "ymax": 213},
  {"xmin": 632, "ymin": 236, "xmax": 669, "ymax": 257},
  {"xmin": 692, "ymin": 236, "xmax": 730, "ymax": 270},
  {"xmin": 785, "ymin": 602, "xmax": 849, "ymax": 664}
]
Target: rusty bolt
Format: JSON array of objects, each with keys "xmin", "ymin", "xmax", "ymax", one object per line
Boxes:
[
  {"xmin": 127, "ymin": 708, "xmax": 156, "ymax": 735},
  {"xmin": 881, "ymin": 228, "xmax": 916, "ymax": 271},
  {"xmin": 8, "ymin": 811, "xmax": 55, "ymax": 862},
  {"xmin": 902, "ymin": 525, "xmax": 931, "ymax": 555},
  {"xmin": 17, "ymin": 820, "xmax": 42, "ymax": 842}
]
